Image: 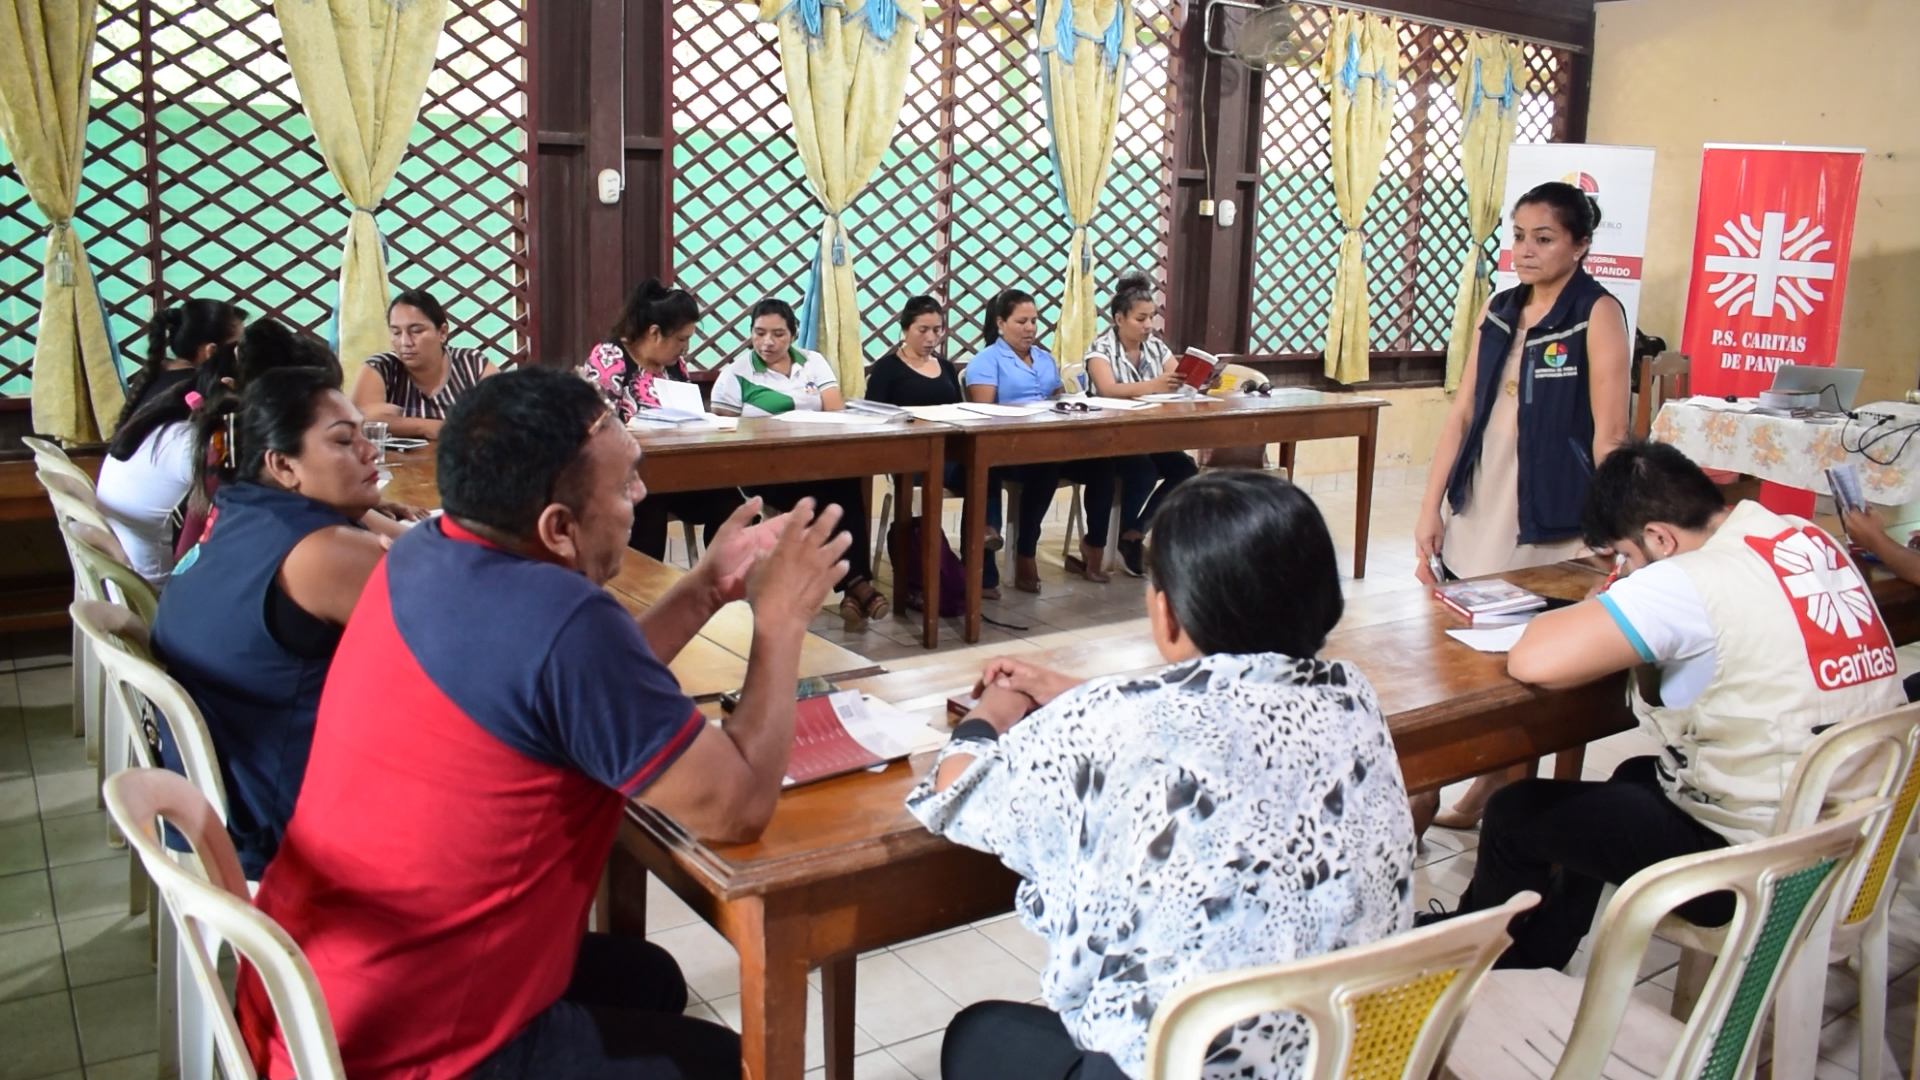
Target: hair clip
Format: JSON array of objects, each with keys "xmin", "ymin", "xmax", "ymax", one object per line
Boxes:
[
  {"xmin": 184, "ymin": 391, "xmax": 202, "ymax": 410},
  {"xmin": 222, "ymin": 413, "xmax": 237, "ymax": 468}
]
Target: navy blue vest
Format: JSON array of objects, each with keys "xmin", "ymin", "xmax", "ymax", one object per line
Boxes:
[
  {"xmin": 1446, "ymin": 268, "xmax": 1617, "ymax": 545},
  {"xmin": 151, "ymin": 482, "xmax": 359, "ymax": 877}
]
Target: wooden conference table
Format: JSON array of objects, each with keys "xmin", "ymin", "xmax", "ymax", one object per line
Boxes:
[
  {"xmin": 378, "ymin": 448, "xmax": 877, "ymax": 698},
  {"xmin": 948, "ymin": 391, "xmax": 1388, "ymax": 641},
  {"xmin": 608, "ymin": 561, "xmax": 1630, "ymax": 1080}
]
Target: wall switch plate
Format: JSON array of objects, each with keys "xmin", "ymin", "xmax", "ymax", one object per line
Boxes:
[
  {"xmin": 1197, "ymin": 198, "xmax": 1215, "ymax": 217},
  {"xmin": 1217, "ymin": 199, "xmax": 1237, "ymax": 227}
]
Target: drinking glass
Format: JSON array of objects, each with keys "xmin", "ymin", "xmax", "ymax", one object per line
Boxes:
[{"xmin": 362, "ymin": 420, "xmax": 389, "ymax": 465}]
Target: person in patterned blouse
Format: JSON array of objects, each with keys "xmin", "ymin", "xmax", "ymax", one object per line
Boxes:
[
  {"xmin": 352, "ymin": 289, "xmax": 499, "ymax": 440},
  {"xmin": 580, "ymin": 278, "xmax": 745, "ymax": 561},
  {"xmin": 909, "ymin": 471, "xmax": 1415, "ymax": 1080}
]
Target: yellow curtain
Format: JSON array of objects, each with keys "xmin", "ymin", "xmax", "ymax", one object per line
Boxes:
[
  {"xmin": 1320, "ymin": 9, "xmax": 1397, "ymax": 385},
  {"xmin": 0, "ymin": 0, "xmax": 123, "ymax": 443},
  {"xmin": 275, "ymin": 0, "xmax": 449, "ymax": 379},
  {"xmin": 1444, "ymin": 33, "xmax": 1521, "ymax": 391},
  {"xmin": 1038, "ymin": 0, "xmax": 1133, "ymax": 369},
  {"xmin": 762, "ymin": 0, "xmax": 924, "ymax": 398}
]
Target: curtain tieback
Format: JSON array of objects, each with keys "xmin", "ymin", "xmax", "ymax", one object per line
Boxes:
[
  {"xmin": 828, "ymin": 212, "xmax": 847, "ymax": 266},
  {"xmin": 48, "ymin": 220, "xmax": 74, "ymax": 287}
]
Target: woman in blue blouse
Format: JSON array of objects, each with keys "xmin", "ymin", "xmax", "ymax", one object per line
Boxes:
[{"xmin": 963, "ymin": 289, "xmax": 1116, "ymax": 594}]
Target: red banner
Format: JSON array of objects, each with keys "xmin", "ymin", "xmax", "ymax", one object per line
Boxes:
[{"xmin": 1682, "ymin": 145, "xmax": 1864, "ymax": 397}]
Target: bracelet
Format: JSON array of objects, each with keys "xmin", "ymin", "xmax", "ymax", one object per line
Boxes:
[{"xmin": 951, "ymin": 717, "xmax": 1001, "ymax": 743}]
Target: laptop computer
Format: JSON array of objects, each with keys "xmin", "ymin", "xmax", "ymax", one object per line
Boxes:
[{"xmin": 1770, "ymin": 364, "xmax": 1864, "ymax": 412}]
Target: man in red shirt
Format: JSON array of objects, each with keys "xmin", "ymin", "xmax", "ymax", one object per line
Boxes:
[{"xmin": 239, "ymin": 369, "xmax": 851, "ymax": 1079}]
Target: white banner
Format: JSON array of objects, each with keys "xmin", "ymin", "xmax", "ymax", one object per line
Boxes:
[{"xmin": 1493, "ymin": 143, "xmax": 1656, "ymax": 343}]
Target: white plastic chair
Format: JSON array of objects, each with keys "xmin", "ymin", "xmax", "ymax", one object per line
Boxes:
[
  {"xmin": 74, "ymin": 597, "xmax": 232, "ymax": 1080},
  {"xmin": 59, "ymin": 518, "xmax": 158, "ymax": 810},
  {"xmin": 23, "ymin": 435, "xmax": 92, "ymax": 486},
  {"xmin": 1442, "ymin": 803, "xmax": 1884, "ymax": 1080},
  {"xmin": 104, "ymin": 768, "xmax": 345, "ymax": 1080},
  {"xmin": 1664, "ymin": 703, "xmax": 1920, "ymax": 1080},
  {"xmin": 37, "ymin": 468, "xmax": 119, "ymax": 746},
  {"xmin": 1144, "ymin": 892, "xmax": 1539, "ymax": 1080}
]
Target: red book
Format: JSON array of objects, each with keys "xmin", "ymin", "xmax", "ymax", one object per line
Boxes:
[
  {"xmin": 1173, "ymin": 348, "xmax": 1226, "ymax": 389},
  {"xmin": 785, "ymin": 695, "xmax": 885, "ymax": 786}
]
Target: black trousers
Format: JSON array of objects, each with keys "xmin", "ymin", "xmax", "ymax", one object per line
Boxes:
[
  {"xmin": 1456, "ymin": 756, "xmax": 1733, "ymax": 970},
  {"xmin": 1010, "ymin": 458, "xmax": 1119, "ymax": 554},
  {"xmin": 745, "ymin": 477, "xmax": 872, "ymax": 591},
  {"xmin": 942, "ymin": 1001, "xmax": 1128, "ymax": 1080},
  {"xmin": 470, "ymin": 933, "xmax": 739, "ymax": 1080},
  {"xmin": 1116, "ymin": 451, "xmax": 1199, "ymax": 536},
  {"xmin": 630, "ymin": 488, "xmax": 747, "ymax": 562}
]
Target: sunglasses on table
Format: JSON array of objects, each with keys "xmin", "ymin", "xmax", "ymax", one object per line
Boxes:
[{"xmin": 1051, "ymin": 400, "xmax": 1092, "ymax": 414}]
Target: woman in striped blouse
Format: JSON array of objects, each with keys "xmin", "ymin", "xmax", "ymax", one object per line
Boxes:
[{"xmin": 351, "ymin": 289, "xmax": 499, "ymax": 440}]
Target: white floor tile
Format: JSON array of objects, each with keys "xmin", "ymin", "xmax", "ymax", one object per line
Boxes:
[
  {"xmin": 893, "ymin": 927, "xmax": 1042, "ymax": 1008},
  {"xmin": 651, "ymin": 919, "xmax": 740, "ymax": 1003},
  {"xmin": 704, "ymin": 982, "xmax": 880, "ymax": 1071}
]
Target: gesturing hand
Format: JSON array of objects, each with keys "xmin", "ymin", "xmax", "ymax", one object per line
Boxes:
[
  {"xmin": 745, "ymin": 498, "xmax": 851, "ymax": 633},
  {"xmin": 694, "ymin": 497, "xmax": 786, "ymax": 605}
]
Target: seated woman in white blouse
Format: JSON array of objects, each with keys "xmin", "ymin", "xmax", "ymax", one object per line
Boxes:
[{"xmin": 908, "ymin": 471, "xmax": 1415, "ymax": 1080}]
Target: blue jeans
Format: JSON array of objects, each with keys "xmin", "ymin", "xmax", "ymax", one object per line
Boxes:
[{"xmin": 469, "ymin": 933, "xmax": 739, "ymax": 1080}]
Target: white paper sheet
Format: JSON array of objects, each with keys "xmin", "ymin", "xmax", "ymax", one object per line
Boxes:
[
  {"xmin": 958, "ymin": 402, "xmax": 1052, "ymax": 417},
  {"xmin": 1444, "ymin": 624, "xmax": 1529, "ymax": 653},
  {"xmin": 1139, "ymin": 391, "xmax": 1203, "ymax": 403},
  {"xmin": 901, "ymin": 404, "xmax": 981, "ymax": 423},
  {"xmin": 1681, "ymin": 396, "xmax": 1759, "ymax": 413},
  {"xmin": 652, "ymin": 380, "xmax": 706, "ymax": 414},
  {"xmin": 1080, "ymin": 397, "xmax": 1153, "ymax": 410},
  {"xmin": 627, "ymin": 412, "xmax": 738, "ymax": 432},
  {"xmin": 770, "ymin": 410, "xmax": 891, "ymax": 425}
]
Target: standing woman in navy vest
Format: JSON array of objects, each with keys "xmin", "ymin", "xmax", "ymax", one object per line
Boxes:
[
  {"xmin": 152, "ymin": 366, "xmax": 391, "ymax": 878},
  {"xmin": 1412, "ymin": 181, "xmax": 1630, "ymax": 829}
]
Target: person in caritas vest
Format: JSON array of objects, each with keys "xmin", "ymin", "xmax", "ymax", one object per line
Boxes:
[
  {"xmin": 1421, "ymin": 441, "xmax": 1902, "ymax": 969},
  {"xmin": 1413, "ymin": 181, "xmax": 1632, "ymax": 833}
]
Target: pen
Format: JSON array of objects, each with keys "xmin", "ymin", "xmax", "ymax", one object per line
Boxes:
[{"xmin": 1603, "ymin": 553, "xmax": 1625, "ymax": 591}]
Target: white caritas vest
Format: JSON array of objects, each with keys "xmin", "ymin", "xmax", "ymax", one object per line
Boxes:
[{"xmin": 1632, "ymin": 501, "xmax": 1902, "ymax": 846}]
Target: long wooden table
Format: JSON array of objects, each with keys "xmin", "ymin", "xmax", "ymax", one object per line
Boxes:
[
  {"xmin": 623, "ymin": 417, "xmax": 949, "ymax": 647},
  {"xmin": 609, "ymin": 562, "xmax": 1630, "ymax": 1080},
  {"xmin": 946, "ymin": 392, "xmax": 1388, "ymax": 641},
  {"xmin": 379, "ymin": 449, "xmax": 877, "ymax": 698}
]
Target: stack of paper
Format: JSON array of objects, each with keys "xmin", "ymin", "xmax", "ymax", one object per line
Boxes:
[
  {"xmin": 781, "ymin": 691, "xmax": 947, "ymax": 787},
  {"xmin": 628, "ymin": 412, "xmax": 738, "ymax": 432},
  {"xmin": 901, "ymin": 404, "xmax": 981, "ymax": 423},
  {"xmin": 1080, "ymin": 397, "xmax": 1153, "ymax": 411},
  {"xmin": 771, "ymin": 410, "xmax": 892, "ymax": 426},
  {"xmin": 958, "ymin": 402, "xmax": 1052, "ymax": 418}
]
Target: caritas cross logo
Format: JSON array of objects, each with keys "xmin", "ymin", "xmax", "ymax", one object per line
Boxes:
[
  {"xmin": 1746, "ymin": 527, "xmax": 1896, "ymax": 691},
  {"xmin": 1682, "ymin": 145, "xmax": 1864, "ymax": 398}
]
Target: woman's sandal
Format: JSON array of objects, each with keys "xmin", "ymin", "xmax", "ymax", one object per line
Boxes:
[
  {"xmin": 1063, "ymin": 543, "xmax": 1112, "ymax": 584},
  {"xmin": 1430, "ymin": 805, "xmax": 1484, "ymax": 831}
]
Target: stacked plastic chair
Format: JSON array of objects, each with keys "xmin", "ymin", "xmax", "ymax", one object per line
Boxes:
[{"xmin": 104, "ymin": 768, "xmax": 345, "ymax": 1080}]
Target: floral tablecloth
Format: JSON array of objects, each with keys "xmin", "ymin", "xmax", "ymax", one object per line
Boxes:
[{"xmin": 1651, "ymin": 402, "xmax": 1920, "ymax": 505}]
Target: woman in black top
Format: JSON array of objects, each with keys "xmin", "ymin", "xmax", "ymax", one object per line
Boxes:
[{"xmin": 866, "ymin": 296, "xmax": 1009, "ymax": 594}]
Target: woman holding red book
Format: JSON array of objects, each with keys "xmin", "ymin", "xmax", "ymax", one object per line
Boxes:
[{"xmin": 1083, "ymin": 272, "xmax": 1200, "ymax": 576}]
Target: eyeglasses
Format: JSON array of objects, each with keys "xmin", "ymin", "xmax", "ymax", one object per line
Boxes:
[{"xmin": 1052, "ymin": 400, "xmax": 1091, "ymax": 414}]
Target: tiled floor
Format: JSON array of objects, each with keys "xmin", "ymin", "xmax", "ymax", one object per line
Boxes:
[{"xmin": 4, "ymin": 474, "xmax": 1918, "ymax": 1079}]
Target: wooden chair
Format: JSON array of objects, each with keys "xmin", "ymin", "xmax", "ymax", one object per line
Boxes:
[
  {"xmin": 1633, "ymin": 350, "xmax": 1690, "ymax": 439},
  {"xmin": 1664, "ymin": 703, "xmax": 1920, "ymax": 1080},
  {"xmin": 104, "ymin": 768, "xmax": 346, "ymax": 1080},
  {"xmin": 1143, "ymin": 892, "xmax": 1539, "ymax": 1080},
  {"xmin": 1442, "ymin": 804, "xmax": 1884, "ymax": 1080}
]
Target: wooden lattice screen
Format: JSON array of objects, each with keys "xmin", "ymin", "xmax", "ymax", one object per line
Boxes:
[
  {"xmin": 1247, "ymin": 8, "xmax": 1574, "ymax": 360},
  {"xmin": 669, "ymin": 0, "xmax": 1181, "ymax": 365},
  {"xmin": 0, "ymin": 0, "xmax": 529, "ymax": 397}
]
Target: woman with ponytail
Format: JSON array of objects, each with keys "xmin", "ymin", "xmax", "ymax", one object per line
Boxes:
[
  {"xmin": 1411, "ymin": 180, "xmax": 1630, "ymax": 832},
  {"xmin": 352, "ymin": 288, "xmax": 498, "ymax": 439},
  {"xmin": 96, "ymin": 300, "xmax": 243, "ymax": 585},
  {"xmin": 153, "ymin": 365, "xmax": 391, "ymax": 877},
  {"xmin": 580, "ymin": 278, "xmax": 746, "ymax": 561}
]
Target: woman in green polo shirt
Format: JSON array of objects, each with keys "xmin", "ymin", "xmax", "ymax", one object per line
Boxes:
[{"xmin": 710, "ymin": 299, "xmax": 887, "ymax": 630}]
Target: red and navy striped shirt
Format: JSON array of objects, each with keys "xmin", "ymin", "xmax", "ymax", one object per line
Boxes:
[{"xmin": 240, "ymin": 517, "xmax": 702, "ymax": 1079}]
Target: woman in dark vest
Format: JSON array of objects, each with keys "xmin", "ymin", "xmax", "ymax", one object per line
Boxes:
[
  {"xmin": 151, "ymin": 365, "xmax": 390, "ymax": 877},
  {"xmin": 1413, "ymin": 181, "xmax": 1630, "ymax": 830}
]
